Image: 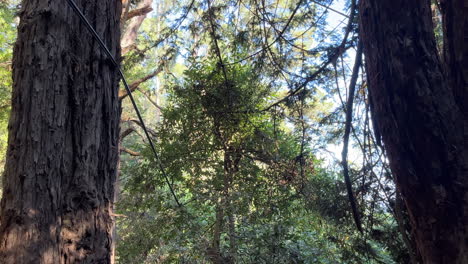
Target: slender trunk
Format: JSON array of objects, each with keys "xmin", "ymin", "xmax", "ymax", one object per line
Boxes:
[
  {"xmin": 227, "ymin": 212, "xmax": 236, "ymax": 262},
  {"xmin": 209, "ymin": 204, "xmax": 223, "ymax": 264},
  {"xmin": 208, "ymin": 150, "xmax": 238, "ymax": 264},
  {"xmin": 224, "ymin": 150, "xmax": 239, "ymax": 264},
  {"xmin": 0, "ymin": 1, "xmax": 121, "ymax": 263},
  {"xmin": 359, "ymin": 0, "xmax": 468, "ymax": 263}
]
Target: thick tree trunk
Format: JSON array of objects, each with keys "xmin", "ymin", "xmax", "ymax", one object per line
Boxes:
[
  {"xmin": 359, "ymin": 0, "xmax": 468, "ymax": 263},
  {"xmin": 0, "ymin": 1, "xmax": 121, "ymax": 263}
]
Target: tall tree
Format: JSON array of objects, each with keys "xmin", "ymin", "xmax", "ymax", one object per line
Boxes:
[
  {"xmin": 0, "ymin": 1, "xmax": 121, "ymax": 263},
  {"xmin": 359, "ymin": 0, "xmax": 468, "ymax": 263}
]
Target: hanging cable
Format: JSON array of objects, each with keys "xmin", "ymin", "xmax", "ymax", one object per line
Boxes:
[{"xmin": 66, "ymin": 0, "xmax": 181, "ymax": 207}]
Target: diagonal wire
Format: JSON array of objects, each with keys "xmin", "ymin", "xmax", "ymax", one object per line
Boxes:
[{"xmin": 66, "ymin": 0, "xmax": 181, "ymax": 207}]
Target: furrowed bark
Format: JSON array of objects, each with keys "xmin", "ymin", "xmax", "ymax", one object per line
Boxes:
[
  {"xmin": 0, "ymin": 1, "xmax": 121, "ymax": 263},
  {"xmin": 359, "ymin": 0, "xmax": 468, "ymax": 263},
  {"xmin": 439, "ymin": 0, "xmax": 468, "ymax": 115}
]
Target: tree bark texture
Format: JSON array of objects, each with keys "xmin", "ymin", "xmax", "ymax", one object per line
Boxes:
[
  {"xmin": 359, "ymin": 0, "xmax": 468, "ymax": 263},
  {"xmin": 0, "ymin": 1, "xmax": 121, "ymax": 263}
]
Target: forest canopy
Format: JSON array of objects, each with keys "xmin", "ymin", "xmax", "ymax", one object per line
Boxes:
[{"xmin": 1, "ymin": 0, "xmax": 465, "ymax": 263}]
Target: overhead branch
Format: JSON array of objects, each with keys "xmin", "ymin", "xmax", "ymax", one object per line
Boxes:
[
  {"xmin": 120, "ymin": 127, "xmax": 136, "ymax": 141},
  {"xmin": 263, "ymin": 0, "xmax": 357, "ymax": 111},
  {"xmin": 137, "ymin": 87, "xmax": 164, "ymax": 111},
  {"xmin": 121, "ymin": 117, "xmax": 159, "ymax": 138},
  {"xmin": 120, "ymin": 46, "xmax": 173, "ymax": 100},
  {"xmin": 227, "ymin": 0, "xmax": 305, "ymax": 66},
  {"xmin": 124, "ymin": 5, "xmax": 153, "ymax": 21},
  {"xmin": 121, "ymin": 0, "xmax": 153, "ymax": 55},
  {"xmin": 262, "ymin": 48, "xmax": 348, "ymax": 111},
  {"xmin": 119, "ymin": 69, "xmax": 163, "ymax": 100},
  {"xmin": 206, "ymin": 0, "xmax": 230, "ymax": 86},
  {"xmin": 0, "ymin": 61, "xmax": 12, "ymax": 69},
  {"xmin": 257, "ymin": 0, "xmax": 303, "ymax": 81},
  {"xmin": 121, "ymin": 0, "xmax": 131, "ymax": 22},
  {"xmin": 136, "ymin": 0, "xmax": 195, "ymax": 55},
  {"xmin": 259, "ymin": 0, "xmax": 339, "ymax": 55},
  {"xmin": 120, "ymin": 147, "xmax": 141, "ymax": 156},
  {"xmin": 341, "ymin": 40, "xmax": 363, "ymax": 233},
  {"xmin": 310, "ymin": 0, "xmax": 349, "ymax": 18}
]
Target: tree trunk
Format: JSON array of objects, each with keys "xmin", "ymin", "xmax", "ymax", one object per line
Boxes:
[
  {"xmin": 209, "ymin": 204, "xmax": 224, "ymax": 264},
  {"xmin": 223, "ymin": 149, "xmax": 240, "ymax": 264},
  {"xmin": 359, "ymin": 0, "xmax": 468, "ymax": 263},
  {"xmin": 0, "ymin": 1, "xmax": 121, "ymax": 263}
]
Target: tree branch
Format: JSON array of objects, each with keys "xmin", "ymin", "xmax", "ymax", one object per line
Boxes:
[
  {"xmin": 124, "ymin": 5, "xmax": 153, "ymax": 21},
  {"xmin": 120, "ymin": 127, "xmax": 136, "ymax": 141},
  {"xmin": 137, "ymin": 87, "xmax": 164, "ymax": 110},
  {"xmin": 121, "ymin": 0, "xmax": 153, "ymax": 55},
  {"xmin": 341, "ymin": 40, "xmax": 363, "ymax": 233},
  {"xmin": 120, "ymin": 147, "xmax": 141, "ymax": 156},
  {"xmin": 121, "ymin": 117, "xmax": 159, "ymax": 138},
  {"xmin": 263, "ymin": 0, "xmax": 357, "ymax": 111},
  {"xmin": 119, "ymin": 69, "xmax": 162, "ymax": 100}
]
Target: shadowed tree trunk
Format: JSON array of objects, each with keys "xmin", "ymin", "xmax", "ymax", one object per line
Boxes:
[
  {"xmin": 0, "ymin": 1, "xmax": 122, "ymax": 263},
  {"xmin": 359, "ymin": 0, "xmax": 468, "ymax": 263}
]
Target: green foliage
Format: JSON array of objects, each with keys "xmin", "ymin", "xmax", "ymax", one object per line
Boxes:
[
  {"xmin": 0, "ymin": 2, "xmax": 17, "ymax": 200},
  {"xmin": 116, "ymin": 58, "xmax": 400, "ymax": 263},
  {"xmin": 0, "ymin": 2, "xmax": 16, "ymax": 170}
]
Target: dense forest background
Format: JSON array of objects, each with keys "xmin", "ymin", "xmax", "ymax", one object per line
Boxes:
[{"xmin": 0, "ymin": 0, "xmax": 450, "ymax": 263}]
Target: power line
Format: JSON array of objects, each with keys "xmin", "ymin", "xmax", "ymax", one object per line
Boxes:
[{"xmin": 66, "ymin": 0, "xmax": 181, "ymax": 207}]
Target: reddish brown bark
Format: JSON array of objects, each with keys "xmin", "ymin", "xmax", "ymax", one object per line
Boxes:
[
  {"xmin": 359, "ymin": 0, "xmax": 468, "ymax": 263},
  {"xmin": 121, "ymin": 0, "xmax": 153, "ymax": 55},
  {"xmin": 0, "ymin": 1, "xmax": 121, "ymax": 263}
]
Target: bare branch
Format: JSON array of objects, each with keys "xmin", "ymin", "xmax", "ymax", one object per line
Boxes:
[
  {"xmin": 0, "ymin": 61, "xmax": 12, "ymax": 69},
  {"xmin": 263, "ymin": 0, "xmax": 358, "ymax": 111},
  {"xmin": 341, "ymin": 40, "xmax": 363, "ymax": 233},
  {"xmin": 310, "ymin": 0, "xmax": 349, "ymax": 18},
  {"xmin": 124, "ymin": 5, "xmax": 153, "ymax": 21},
  {"xmin": 121, "ymin": 0, "xmax": 153, "ymax": 55},
  {"xmin": 120, "ymin": 127, "xmax": 136, "ymax": 141},
  {"xmin": 119, "ymin": 69, "xmax": 162, "ymax": 100},
  {"xmin": 137, "ymin": 87, "xmax": 164, "ymax": 111},
  {"xmin": 121, "ymin": 0, "xmax": 131, "ymax": 22},
  {"xmin": 121, "ymin": 117, "xmax": 159, "ymax": 138},
  {"xmin": 120, "ymin": 147, "xmax": 141, "ymax": 156}
]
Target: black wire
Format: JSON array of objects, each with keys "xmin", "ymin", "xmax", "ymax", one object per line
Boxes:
[{"xmin": 66, "ymin": 0, "xmax": 181, "ymax": 207}]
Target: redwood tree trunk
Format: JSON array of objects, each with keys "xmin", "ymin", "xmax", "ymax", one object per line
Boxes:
[
  {"xmin": 359, "ymin": 0, "xmax": 468, "ymax": 263},
  {"xmin": 0, "ymin": 1, "xmax": 121, "ymax": 263}
]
